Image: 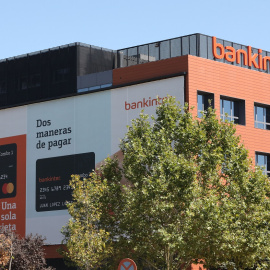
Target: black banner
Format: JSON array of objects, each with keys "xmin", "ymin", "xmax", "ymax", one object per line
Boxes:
[
  {"xmin": 36, "ymin": 152, "xmax": 95, "ymax": 212},
  {"xmin": 0, "ymin": 143, "xmax": 17, "ymax": 199}
]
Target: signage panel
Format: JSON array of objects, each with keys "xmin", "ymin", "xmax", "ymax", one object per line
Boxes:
[
  {"xmin": 36, "ymin": 152, "xmax": 95, "ymax": 212},
  {"xmin": 0, "ymin": 135, "xmax": 26, "ymax": 237},
  {"xmin": 0, "ymin": 76, "xmax": 185, "ymax": 244},
  {"xmin": 0, "ymin": 144, "xmax": 17, "ymax": 199}
]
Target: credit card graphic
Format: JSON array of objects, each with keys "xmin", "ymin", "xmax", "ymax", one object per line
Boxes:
[
  {"xmin": 36, "ymin": 152, "xmax": 95, "ymax": 212},
  {"xmin": 0, "ymin": 143, "xmax": 17, "ymax": 199}
]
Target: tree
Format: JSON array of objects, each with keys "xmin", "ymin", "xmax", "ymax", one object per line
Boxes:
[
  {"xmin": 61, "ymin": 175, "xmax": 111, "ymax": 270},
  {"xmin": 0, "ymin": 230, "xmax": 54, "ymax": 270},
  {"xmin": 62, "ymin": 97, "xmax": 270, "ymax": 270}
]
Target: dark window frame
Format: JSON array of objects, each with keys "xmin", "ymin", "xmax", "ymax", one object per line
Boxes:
[
  {"xmin": 18, "ymin": 76, "xmax": 28, "ymax": 91},
  {"xmin": 53, "ymin": 67, "xmax": 71, "ymax": 83},
  {"xmin": 0, "ymin": 80, "xmax": 7, "ymax": 94},
  {"xmin": 28, "ymin": 73, "xmax": 41, "ymax": 88},
  {"xmin": 255, "ymin": 152, "xmax": 270, "ymax": 176},
  {"xmin": 254, "ymin": 103, "xmax": 270, "ymax": 130},
  {"xmin": 220, "ymin": 96, "xmax": 245, "ymax": 125},
  {"xmin": 197, "ymin": 91, "xmax": 214, "ymax": 118}
]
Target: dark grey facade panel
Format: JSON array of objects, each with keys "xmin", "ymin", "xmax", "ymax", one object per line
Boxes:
[
  {"xmin": 266, "ymin": 51, "xmax": 270, "ymax": 73},
  {"xmin": 77, "ymin": 46, "xmax": 115, "ymax": 76},
  {"xmin": 171, "ymin": 38, "xmax": 181, "ymax": 58},
  {"xmin": 207, "ymin": 36, "xmax": 214, "ymax": 60},
  {"xmin": 77, "ymin": 70, "xmax": 112, "ymax": 90},
  {"xmin": 189, "ymin": 35, "xmax": 197, "ymax": 56},
  {"xmin": 0, "ymin": 45, "xmax": 77, "ymax": 108},
  {"xmin": 251, "ymin": 48, "xmax": 258, "ymax": 71},
  {"xmin": 233, "ymin": 43, "xmax": 241, "ymax": 67},
  {"xmin": 0, "ymin": 44, "xmax": 116, "ymax": 109},
  {"xmin": 182, "ymin": 36, "xmax": 190, "ymax": 56},
  {"xmin": 199, "ymin": 35, "xmax": 207, "ymax": 59},
  {"xmin": 160, "ymin": 40, "xmax": 170, "ymax": 60},
  {"xmin": 261, "ymin": 50, "xmax": 267, "ymax": 73},
  {"xmin": 224, "ymin": 40, "xmax": 233, "ymax": 65},
  {"xmin": 215, "ymin": 38, "xmax": 225, "ymax": 63}
]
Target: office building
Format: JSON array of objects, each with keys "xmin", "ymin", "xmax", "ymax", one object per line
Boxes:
[{"xmin": 0, "ymin": 34, "xmax": 269, "ymax": 269}]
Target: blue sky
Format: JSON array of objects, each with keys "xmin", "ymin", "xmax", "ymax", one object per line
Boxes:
[{"xmin": 1, "ymin": 0, "xmax": 270, "ymax": 60}]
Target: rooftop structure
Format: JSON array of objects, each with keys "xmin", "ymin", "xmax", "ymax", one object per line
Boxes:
[{"xmin": 1, "ymin": 34, "xmax": 270, "ymax": 109}]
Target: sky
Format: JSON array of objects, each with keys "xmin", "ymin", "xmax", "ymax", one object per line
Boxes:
[{"xmin": 0, "ymin": 0, "xmax": 270, "ymax": 60}]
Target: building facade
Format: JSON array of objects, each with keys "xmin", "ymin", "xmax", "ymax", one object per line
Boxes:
[{"xmin": 0, "ymin": 34, "xmax": 269, "ymax": 269}]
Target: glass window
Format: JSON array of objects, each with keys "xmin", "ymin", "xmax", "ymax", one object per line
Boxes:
[
  {"xmin": 220, "ymin": 98, "xmax": 239, "ymax": 124},
  {"xmin": 199, "ymin": 35, "xmax": 207, "ymax": 59},
  {"xmin": 149, "ymin": 43, "xmax": 159, "ymax": 62},
  {"xmin": 254, "ymin": 105, "xmax": 270, "ymax": 130},
  {"xmin": 128, "ymin": 47, "xmax": 138, "ymax": 66},
  {"xmin": 189, "ymin": 35, "xmax": 197, "ymax": 56},
  {"xmin": 197, "ymin": 92, "xmax": 214, "ymax": 118},
  {"xmin": 19, "ymin": 76, "xmax": 28, "ymax": 91},
  {"xmin": 197, "ymin": 94, "xmax": 204, "ymax": 118},
  {"xmin": 29, "ymin": 74, "xmax": 41, "ymax": 88},
  {"xmin": 0, "ymin": 81, "xmax": 7, "ymax": 93},
  {"xmin": 54, "ymin": 68, "xmax": 70, "ymax": 83},
  {"xmin": 118, "ymin": 49, "xmax": 128, "ymax": 67},
  {"xmin": 138, "ymin": 45, "xmax": 149, "ymax": 64},
  {"xmin": 256, "ymin": 153, "xmax": 270, "ymax": 176},
  {"xmin": 182, "ymin": 36, "xmax": 189, "ymax": 55},
  {"xmin": 171, "ymin": 38, "xmax": 181, "ymax": 57},
  {"xmin": 207, "ymin": 36, "xmax": 214, "ymax": 60},
  {"xmin": 160, "ymin": 40, "xmax": 170, "ymax": 60}
]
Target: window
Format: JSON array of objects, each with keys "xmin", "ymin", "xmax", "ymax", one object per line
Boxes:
[
  {"xmin": 256, "ymin": 153, "xmax": 270, "ymax": 176},
  {"xmin": 19, "ymin": 76, "xmax": 28, "ymax": 91},
  {"xmin": 254, "ymin": 105, "xmax": 270, "ymax": 130},
  {"xmin": 0, "ymin": 81, "xmax": 7, "ymax": 93},
  {"xmin": 220, "ymin": 97, "xmax": 245, "ymax": 125},
  {"xmin": 53, "ymin": 68, "xmax": 70, "ymax": 83},
  {"xmin": 29, "ymin": 74, "xmax": 41, "ymax": 88},
  {"xmin": 197, "ymin": 91, "xmax": 214, "ymax": 118}
]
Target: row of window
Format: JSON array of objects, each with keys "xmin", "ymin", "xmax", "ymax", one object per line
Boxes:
[
  {"xmin": 197, "ymin": 91, "xmax": 270, "ymax": 176},
  {"xmin": 197, "ymin": 91, "xmax": 269, "ymax": 129},
  {"xmin": 0, "ymin": 68, "xmax": 71, "ymax": 93}
]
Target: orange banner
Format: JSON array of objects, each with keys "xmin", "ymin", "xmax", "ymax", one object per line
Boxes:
[{"xmin": 0, "ymin": 135, "xmax": 26, "ymax": 237}]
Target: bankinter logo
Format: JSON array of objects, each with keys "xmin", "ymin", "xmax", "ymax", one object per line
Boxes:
[
  {"xmin": 212, "ymin": 36, "xmax": 270, "ymax": 70},
  {"xmin": 125, "ymin": 96, "xmax": 167, "ymax": 110}
]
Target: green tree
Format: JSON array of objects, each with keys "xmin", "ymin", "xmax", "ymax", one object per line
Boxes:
[
  {"xmin": 61, "ymin": 175, "xmax": 112, "ymax": 270},
  {"xmin": 62, "ymin": 97, "xmax": 270, "ymax": 270}
]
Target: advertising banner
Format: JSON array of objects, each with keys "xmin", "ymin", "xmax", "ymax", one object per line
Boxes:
[
  {"xmin": 0, "ymin": 135, "xmax": 26, "ymax": 237},
  {"xmin": 0, "ymin": 76, "xmax": 184, "ymax": 244}
]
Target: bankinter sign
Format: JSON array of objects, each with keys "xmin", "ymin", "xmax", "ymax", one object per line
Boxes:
[{"xmin": 212, "ymin": 36, "xmax": 270, "ymax": 70}]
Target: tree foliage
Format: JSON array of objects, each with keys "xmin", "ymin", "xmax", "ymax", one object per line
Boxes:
[
  {"xmin": 61, "ymin": 175, "xmax": 111, "ymax": 270},
  {"xmin": 63, "ymin": 97, "xmax": 270, "ymax": 270},
  {"xmin": 0, "ymin": 230, "xmax": 54, "ymax": 270}
]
